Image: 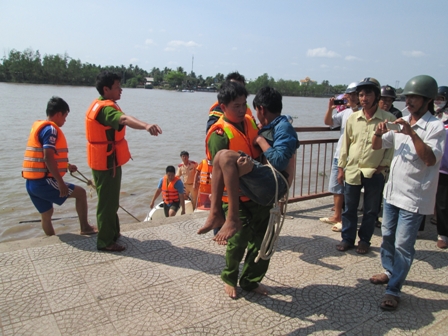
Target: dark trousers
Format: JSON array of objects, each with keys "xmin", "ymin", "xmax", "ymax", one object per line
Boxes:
[
  {"xmin": 436, "ymin": 173, "xmax": 448, "ymax": 237},
  {"xmin": 92, "ymin": 167, "xmax": 121, "ymax": 249},
  {"xmin": 342, "ymin": 173, "xmax": 385, "ymax": 246}
]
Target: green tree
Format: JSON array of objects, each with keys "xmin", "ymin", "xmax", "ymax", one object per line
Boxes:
[{"xmin": 164, "ymin": 70, "xmax": 186, "ymax": 88}]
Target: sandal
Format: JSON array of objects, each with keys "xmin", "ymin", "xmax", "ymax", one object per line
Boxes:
[
  {"xmin": 319, "ymin": 217, "xmax": 339, "ymax": 225},
  {"xmin": 336, "ymin": 241, "xmax": 354, "ymax": 252},
  {"xmin": 430, "ymin": 217, "xmax": 437, "ymax": 225},
  {"xmin": 370, "ymin": 273, "xmax": 389, "ymax": 284},
  {"xmin": 356, "ymin": 241, "xmax": 369, "ymax": 254},
  {"xmin": 380, "ymin": 294, "xmax": 400, "ymax": 311},
  {"xmin": 98, "ymin": 243, "xmax": 126, "ymax": 252},
  {"xmin": 332, "ymin": 222, "xmax": 342, "ymax": 232}
]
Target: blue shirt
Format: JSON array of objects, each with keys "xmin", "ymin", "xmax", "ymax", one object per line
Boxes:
[
  {"xmin": 39, "ymin": 125, "xmax": 58, "ymax": 152},
  {"xmin": 258, "ymin": 115, "xmax": 299, "ymax": 172}
]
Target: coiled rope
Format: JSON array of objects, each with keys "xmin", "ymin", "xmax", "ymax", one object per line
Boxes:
[
  {"xmin": 254, "ymin": 160, "xmax": 289, "ymax": 263},
  {"xmin": 70, "ymin": 170, "xmax": 140, "ymax": 222}
]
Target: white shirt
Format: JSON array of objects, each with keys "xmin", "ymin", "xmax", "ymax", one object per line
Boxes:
[
  {"xmin": 332, "ymin": 107, "xmax": 357, "ymax": 159},
  {"xmin": 382, "ymin": 112, "xmax": 446, "ymax": 214}
]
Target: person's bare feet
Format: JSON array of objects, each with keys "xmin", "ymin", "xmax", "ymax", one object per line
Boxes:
[
  {"xmin": 224, "ymin": 284, "xmax": 237, "ymax": 299},
  {"xmin": 197, "ymin": 211, "xmax": 225, "ymax": 234},
  {"xmin": 252, "ymin": 283, "xmax": 269, "ymax": 296},
  {"xmin": 212, "ymin": 218, "xmax": 242, "ymax": 243},
  {"xmin": 80, "ymin": 224, "xmax": 98, "ymax": 235}
]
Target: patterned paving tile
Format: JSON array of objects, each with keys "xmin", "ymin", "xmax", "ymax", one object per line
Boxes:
[
  {"xmin": 44, "ymin": 283, "xmax": 96, "ymax": 313},
  {"xmin": 0, "ymin": 293, "xmax": 51, "ymax": 326},
  {"xmin": 0, "ymin": 249, "xmax": 31, "ymax": 267},
  {"xmin": 0, "ymin": 196, "xmax": 447, "ymax": 335},
  {"xmin": 53, "ymin": 302, "xmax": 111, "ymax": 335},
  {"xmin": 2, "ymin": 314, "xmax": 61, "ymax": 336}
]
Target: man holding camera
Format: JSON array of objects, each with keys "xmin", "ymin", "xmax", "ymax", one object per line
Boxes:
[
  {"xmin": 320, "ymin": 82, "xmax": 360, "ymax": 231},
  {"xmin": 369, "ymin": 75, "xmax": 445, "ymax": 311},
  {"xmin": 336, "ymin": 78, "xmax": 396, "ymax": 254}
]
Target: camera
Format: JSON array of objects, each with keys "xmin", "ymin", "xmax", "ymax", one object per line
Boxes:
[
  {"xmin": 333, "ymin": 99, "xmax": 346, "ymax": 105},
  {"xmin": 386, "ymin": 122, "xmax": 402, "ymax": 132}
]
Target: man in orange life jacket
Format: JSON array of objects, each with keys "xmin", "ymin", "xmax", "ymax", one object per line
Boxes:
[
  {"xmin": 23, "ymin": 96, "xmax": 97, "ymax": 236},
  {"xmin": 197, "ymin": 83, "xmax": 298, "ymax": 298},
  {"xmin": 86, "ymin": 72, "xmax": 162, "ymax": 252},
  {"xmin": 206, "ymin": 71, "xmax": 253, "ymax": 132},
  {"xmin": 150, "ymin": 165, "xmax": 186, "ymax": 217}
]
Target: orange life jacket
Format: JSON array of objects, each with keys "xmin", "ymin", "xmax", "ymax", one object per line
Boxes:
[
  {"xmin": 85, "ymin": 99, "xmax": 131, "ymax": 172},
  {"xmin": 197, "ymin": 159, "xmax": 212, "ymax": 194},
  {"xmin": 22, "ymin": 121, "xmax": 68, "ymax": 179},
  {"xmin": 205, "ymin": 115, "xmax": 261, "ymax": 161},
  {"xmin": 208, "ymin": 100, "xmax": 253, "ymax": 118},
  {"xmin": 205, "ymin": 115, "xmax": 261, "ymax": 202},
  {"xmin": 162, "ymin": 175, "xmax": 180, "ymax": 204}
]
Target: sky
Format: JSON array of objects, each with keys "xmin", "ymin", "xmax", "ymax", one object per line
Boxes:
[{"xmin": 1, "ymin": 0, "xmax": 447, "ymax": 87}]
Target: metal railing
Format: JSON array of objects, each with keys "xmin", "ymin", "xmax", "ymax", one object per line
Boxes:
[{"xmin": 288, "ymin": 127, "xmax": 339, "ymax": 203}]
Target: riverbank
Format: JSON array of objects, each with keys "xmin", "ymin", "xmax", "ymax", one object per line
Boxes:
[{"xmin": 1, "ymin": 196, "xmax": 446, "ymax": 335}]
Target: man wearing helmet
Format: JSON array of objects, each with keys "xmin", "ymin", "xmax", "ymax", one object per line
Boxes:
[
  {"xmin": 319, "ymin": 82, "xmax": 360, "ymax": 231},
  {"xmin": 370, "ymin": 75, "xmax": 446, "ymax": 310},
  {"xmin": 379, "ymin": 85, "xmax": 403, "ymax": 118},
  {"xmin": 336, "ymin": 78, "xmax": 396, "ymax": 254},
  {"xmin": 433, "ymin": 86, "xmax": 448, "ymax": 249}
]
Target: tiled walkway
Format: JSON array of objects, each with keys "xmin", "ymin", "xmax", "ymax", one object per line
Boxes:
[{"xmin": 0, "ymin": 197, "xmax": 447, "ymax": 335}]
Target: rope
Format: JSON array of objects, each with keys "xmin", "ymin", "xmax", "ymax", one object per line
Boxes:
[
  {"xmin": 70, "ymin": 170, "xmax": 140, "ymax": 222},
  {"xmin": 254, "ymin": 161, "xmax": 289, "ymax": 263}
]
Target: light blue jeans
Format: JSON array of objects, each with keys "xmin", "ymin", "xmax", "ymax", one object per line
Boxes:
[{"xmin": 381, "ymin": 200, "xmax": 424, "ymax": 297}]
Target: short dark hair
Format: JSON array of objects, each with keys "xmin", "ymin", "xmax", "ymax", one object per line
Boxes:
[
  {"xmin": 96, "ymin": 71, "xmax": 121, "ymax": 96},
  {"xmin": 180, "ymin": 151, "xmax": 189, "ymax": 156},
  {"xmin": 166, "ymin": 165, "xmax": 175, "ymax": 173},
  {"xmin": 217, "ymin": 81, "xmax": 248, "ymax": 105},
  {"xmin": 225, "ymin": 72, "xmax": 246, "ymax": 85},
  {"xmin": 253, "ymin": 86, "xmax": 283, "ymax": 115},
  {"xmin": 46, "ymin": 96, "xmax": 69, "ymax": 117},
  {"xmin": 357, "ymin": 85, "xmax": 380, "ymax": 103}
]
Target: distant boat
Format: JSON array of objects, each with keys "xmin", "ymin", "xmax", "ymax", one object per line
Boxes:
[{"xmin": 181, "ymin": 89, "xmax": 194, "ymax": 93}]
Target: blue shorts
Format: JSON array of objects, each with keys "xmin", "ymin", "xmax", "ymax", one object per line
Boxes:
[
  {"xmin": 328, "ymin": 158, "xmax": 344, "ymax": 195},
  {"xmin": 26, "ymin": 178, "xmax": 74, "ymax": 213},
  {"xmin": 239, "ymin": 160, "xmax": 288, "ymax": 207}
]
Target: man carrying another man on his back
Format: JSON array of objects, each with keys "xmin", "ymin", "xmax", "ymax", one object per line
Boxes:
[{"xmin": 197, "ymin": 83, "xmax": 298, "ymax": 298}]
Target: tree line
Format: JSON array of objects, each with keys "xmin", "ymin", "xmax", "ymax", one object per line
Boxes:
[{"xmin": 0, "ymin": 48, "xmax": 348, "ymax": 96}]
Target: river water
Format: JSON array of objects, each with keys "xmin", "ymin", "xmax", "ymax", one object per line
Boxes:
[{"xmin": 0, "ymin": 83, "xmax": 406, "ymax": 242}]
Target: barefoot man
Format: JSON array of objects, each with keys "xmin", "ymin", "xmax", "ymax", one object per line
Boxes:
[{"xmin": 198, "ymin": 83, "xmax": 298, "ymax": 298}]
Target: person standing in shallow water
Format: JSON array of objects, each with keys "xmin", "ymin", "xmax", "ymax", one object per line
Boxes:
[
  {"xmin": 23, "ymin": 96, "xmax": 97, "ymax": 237},
  {"xmin": 150, "ymin": 165, "xmax": 186, "ymax": 217},
  {"xmin": 85, "ymin": 71, "xmax": 162, "ymax": 252}
]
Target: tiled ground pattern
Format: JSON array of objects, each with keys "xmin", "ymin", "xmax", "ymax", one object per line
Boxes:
[{"xmin": 0, "ymin": 197, "xmax": 447, "ymax": 335}]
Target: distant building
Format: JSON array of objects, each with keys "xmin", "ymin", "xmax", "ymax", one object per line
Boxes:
[
  {"xmin": 145, "ymin": 77, "xmax": 154, "ymax": 89},
  {"xmin": 299, "ymin": 76, "xmax": 317, "ymax": 86}
]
